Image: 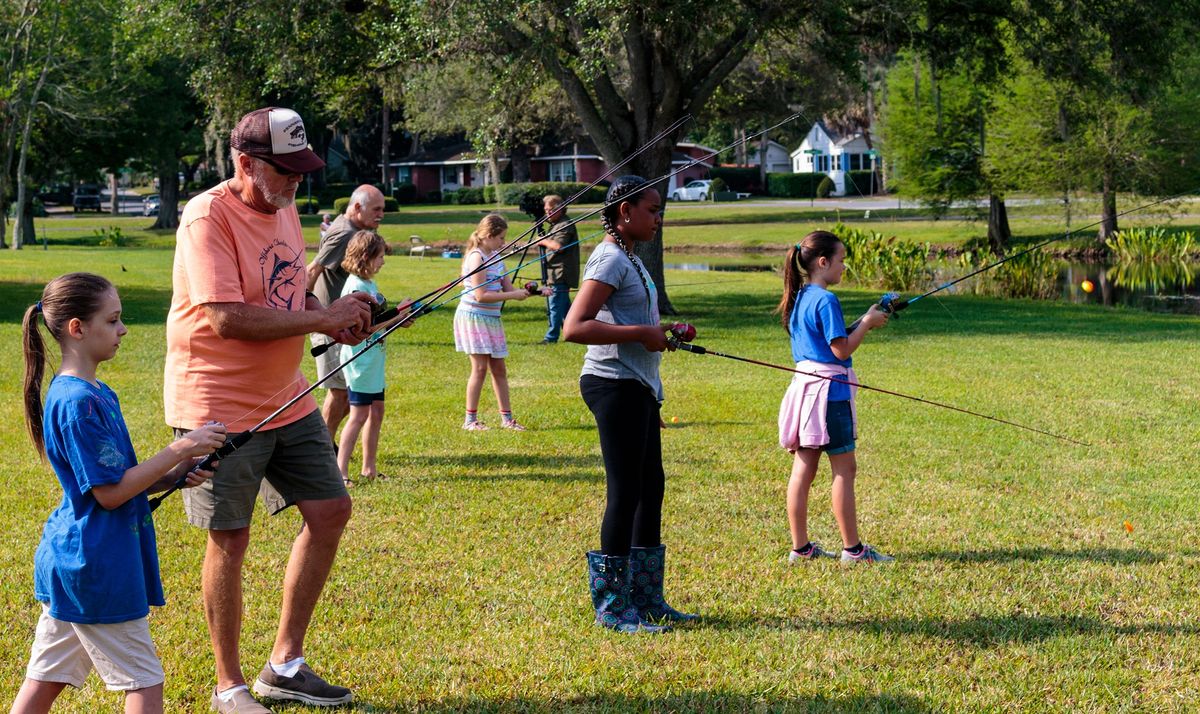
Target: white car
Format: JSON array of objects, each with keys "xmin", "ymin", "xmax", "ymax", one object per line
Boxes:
[{"xmin": 670, "ymin": 179, "xmax": 712, "ymax": 201}]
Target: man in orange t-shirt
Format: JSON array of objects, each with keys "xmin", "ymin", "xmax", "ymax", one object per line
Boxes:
[{"xmin": 164, "ymin": 107, "xmax": 372, "ymax": 714}]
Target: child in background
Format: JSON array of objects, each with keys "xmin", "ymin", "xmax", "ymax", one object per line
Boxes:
[
  {"xmin": 337, "ymin": 231, "xmax": 407, "ymax": 485},
  {"xmin": 453, "ymin": 213, "xmax": 545, "ymax": 431},
  {"xmin": 13, "ymin": 272, "xmax": 226, "ymax": 713},
  {"xmin": 776, "ymin": 231, "xmax": 893, "ymax": 564}
]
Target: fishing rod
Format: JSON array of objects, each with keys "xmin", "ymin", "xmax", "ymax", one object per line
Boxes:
[
  {"xmin": 309, "ymin": 228, "xmax": 607, "ymax": 358},
  {"xmin": 664, "ymin": 325, "xmax": 1089, "ymax": 447},
  {"xmin": 856, "ymin": 189, "xmax": 1200, "ymax": 320},
  {"xmin": 154, "ymin": 115, "xmax": 801, "ymax": 510},
  {"xmin": 355, "ymin": 111, "xmax": 805, "ymax": 346}
]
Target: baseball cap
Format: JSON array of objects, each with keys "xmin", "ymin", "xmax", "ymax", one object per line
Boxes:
[{"xmin": 230, "ymin": 107, "xmax": 325, "ymax": 174}]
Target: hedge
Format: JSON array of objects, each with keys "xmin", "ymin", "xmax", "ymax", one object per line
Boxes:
[
  {"xmin": 816, "ymin": 176, "xmax": 835, "ymax": 198},
  {"xmin": 333, "ymin": 196, "xmax": 400, "ymax": 214},
  {"xmin": 494, "ymin": 182, "xmax": 607, "ymax": 206},
  {"xmin": 709, "ymin": 167, "xmax": 763, "ymax": 194},
  {"xmin": 295, "ymin": 197, "xmax": 320, "ymax": 215},
  {"xmin": 844, "ymin": 170, "xmax": 883, "ymax": 196},
  {"xmin": 767, "ymin": 172, "xmax": 827, "ymax": 198},
  {"xmin": 444, "ymin": 187, "xmax": 487, "ymax": 205},
  {"xmin": 393, "ymin": 183, "xmax": 418, "ymax": 205}
]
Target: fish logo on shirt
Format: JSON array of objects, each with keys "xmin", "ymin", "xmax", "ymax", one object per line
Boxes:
[{"xmin": 259, "ymin": 240, "xmax": 304, "ymax": 310}]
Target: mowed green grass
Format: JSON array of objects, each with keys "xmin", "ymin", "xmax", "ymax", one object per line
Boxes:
[
  {"xmin": 30, "ymin": 193, "xmax": 1200, "ymax": 255},
  {"xmin": 0, "ymin": 243, "xmax": 1198, "ymax": 713}
]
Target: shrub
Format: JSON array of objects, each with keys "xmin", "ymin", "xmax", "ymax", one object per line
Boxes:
[
  {"xmin": 426, "ymin": 190, "xmax": 442, "ymax": 204},
  {"xmin": 94, "ymin": 226, "xmax": 128, "ymax": 247},
  {"xmin": 816, "ymin": 176, "xmax": 835, "ymax": 198},
  {"xmin": 709, "ymin": 167, "xmax": 762, "ymax": 194},
  {"xmin": 845, "ymin": 170, "xmax": 882, "ymax": 196},
  {"xmin": 317, "ymin": 182, "xmax": 358, "ymax": 207},
  {"xmin": 1105, "ymin": 226, "xmax": 1196, "ymax": 262},
  {"xmin": 332, "ymin": 196, "xmax": 351, "ymax": 214},
  {"xmin": 383, "ymin": 197, "xmax": 399, "ymax": 212},
  {"xmin": 295, "ymin": 197, "xmax": 320, "ymax": 215},
  {"xmin": 767, "ymin": 172, "xmax": 826, "ymax": 198},
  {"xmin": 832, "ymin": 223, "xmax": 931, "ymax": 291},
  {"xmin": 445, "ymin": 187, "xmax": 486, "ymax": 205},
  {"xmin": 709, "ymin": 177, "xmax": 729, "ymax": 194},
  {"xmin": 393, "ymin": 183, "xmax": 418, "ymax": 205},
  {"xmin": 494, "ymin": 182, "xmax": 607, "ymax": 206}
]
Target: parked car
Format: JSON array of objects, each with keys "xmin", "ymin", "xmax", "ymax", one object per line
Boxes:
[
  {"xmin": 670, "ymin": 179, "xmax": 712, "ymax": 201},
  {"xmin": 72, "ymin": 185, "xmax": 102, "ymax": 212},
  {"xmin": 142, "ymin": 194, "xmax": 161, "ymax": 216},
  {"xmin": 37, "ymin": 183, "xmax": 72, "ymax": 205}
]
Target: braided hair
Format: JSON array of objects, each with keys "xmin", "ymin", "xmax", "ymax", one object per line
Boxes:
[{"xmin": 601, "ymin": 175, "xmax": 654, "ymax": 312}]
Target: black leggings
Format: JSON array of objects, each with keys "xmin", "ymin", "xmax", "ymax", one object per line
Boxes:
[{"xmin": 580, "ymin": 375, "xmax": 664, "ymax": 555}]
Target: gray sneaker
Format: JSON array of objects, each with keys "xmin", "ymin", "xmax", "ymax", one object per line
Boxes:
[
  {"xmin": 841, "ymin": 544, "xmax": 895, "ymax": 563},
  {"xmin": 252, "ymin": 663, "xmax": 352, "ymax": 706},
  {"xmin": 788, "ymin": 542, "xmax": 836, "ymax": 562},
  {"xmin": 211, "ymin": 686, "xmax": 272, "ymax": 713}
]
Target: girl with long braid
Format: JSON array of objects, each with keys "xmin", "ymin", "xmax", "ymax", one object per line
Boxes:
[{"xmin": 564, "ymin": 176, "xmax": 697, "ymax": 633}]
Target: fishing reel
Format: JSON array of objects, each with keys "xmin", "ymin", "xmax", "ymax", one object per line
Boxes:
[
  {"xmin": 310, "ymin": 292, "xmax": 416, "ymax": 358},
  {"xmin": 847, "ymin": 292, "xmax": 909, "ymax": 332},
  {"xmin": 523, "ymin": 281, "xmax": 540, "ymax": 294},
  {"xmin": 666, "ymin": 322, "xmax": 705, "ymax": 353}
]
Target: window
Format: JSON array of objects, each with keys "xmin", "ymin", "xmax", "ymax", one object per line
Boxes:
[
  {"xmin": 832, "ymin": 155, "xmax": 841, "ymax": 171},
  {"xmin": 847, "ymin": 154, "xmax": 862, "ymax": 171},
  {"xmin": 442, "ymin": 166, "xmax": 459, "ymax": 186},
  {"xmin": 548, "ymin": 159, "xmax": 576, "ymax": 182},
  {"xmin": 396, "ymin": 166, "xmax": 412, "ymax": 184}
]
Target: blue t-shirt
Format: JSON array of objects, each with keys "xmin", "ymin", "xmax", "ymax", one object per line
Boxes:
[
  {"xmin": 789, "ymin": 285, "xmax": 852, "ymax": 401},
  {"xmin": 34, "ymin": 376, "xmax": 164, "ymax": 624},
  {"xmin": 340, "ymin": 274, "xmax": 387, "ymax": 393},
  {"xmin": 579, "ymin": 241, "xmax": 663, "ymax": 401}
]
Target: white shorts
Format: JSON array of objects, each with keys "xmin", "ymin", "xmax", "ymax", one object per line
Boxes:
[{"xmin": 24, "ymin": 606, "xmax": 165, "ymax": 691}]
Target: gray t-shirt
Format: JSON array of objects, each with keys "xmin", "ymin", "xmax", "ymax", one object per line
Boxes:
[
  {"xmin": 312, "ymin": 214, "xmax": 356, "ymax": 307},
  {"xmin": 579, "ymin": 241, "xmax": 663, "ymax": 401}
]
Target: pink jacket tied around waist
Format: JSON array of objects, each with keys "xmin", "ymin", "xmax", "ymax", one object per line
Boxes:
[{"xmin": 778, "ymin": 361, "xmax": 858, "ymax": 452}]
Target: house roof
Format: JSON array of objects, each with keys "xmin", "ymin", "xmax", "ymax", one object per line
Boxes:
[{"xmin": 387, "ymin": 141, "xmax": 508, "ymax": 167}]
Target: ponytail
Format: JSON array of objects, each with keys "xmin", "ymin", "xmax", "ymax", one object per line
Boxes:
[
  {"xmin": 775, "ymin": 230, "xmax": 842, "ymax": 334},
  {"xmin": 22, "ymin": 303, "xmax": 48, "ymax": 459},
  {"xmin": 21, "ymin": 272, "xmax": 115, "ymax": 460}
]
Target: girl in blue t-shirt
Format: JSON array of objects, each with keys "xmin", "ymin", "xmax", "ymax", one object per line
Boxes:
[
  {"xmin": 337, "ymin": 231, "xmax": 409, "ymax": 485},
  {"xmin": 15, "ymin": 273, "xmax": 226, "ymax": 713},
  {"xmin": 775, "ymin": 231, "xmax": 892, "ymax": 565}
]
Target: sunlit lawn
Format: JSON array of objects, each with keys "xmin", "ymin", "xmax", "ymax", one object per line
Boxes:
[{"xmin": 0, "ymin": 223, "xmax": 1198, "ymax": 711}]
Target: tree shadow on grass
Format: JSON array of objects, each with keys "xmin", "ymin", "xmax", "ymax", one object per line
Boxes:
[
  {"xmin": 0, "ymin": 280, "xmax": 175, "ymax": 324},
  {"xmin": 299, "ymin": 691, "xmax": 933, "ymax": 713},
  {"xmin": 907, "ymin": 546, "xmax": 1186, "ymax": 565},
  {"xmin": 700, "ymin": 612, "xmax": 1200, "ymax": 648}
]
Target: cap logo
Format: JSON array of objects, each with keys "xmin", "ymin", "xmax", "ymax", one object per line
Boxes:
[{"xmin": 269, "ymin": 109, "xmax": 308, "ymax": 155}]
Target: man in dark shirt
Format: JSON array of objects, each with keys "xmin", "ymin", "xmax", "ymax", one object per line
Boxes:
[
  {"xmin": 306, "ymin": 184, "xmax": 386, "ymax": 437},
  {"xmin": 538, "ymin": 194, "xmax": 580, "ymax": 344}
]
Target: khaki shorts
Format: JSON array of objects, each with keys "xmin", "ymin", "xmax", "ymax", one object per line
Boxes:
[
  {"xmin": 25, "ymin": 606, "xmax": 164, "ymax": 691},
  {"xmin": 179, "ymin": 409, "xmax": 347, "ymax": 530},
  {"xmin": 312, "ymin": 334, "xmax": 347, "ymax": 390}
]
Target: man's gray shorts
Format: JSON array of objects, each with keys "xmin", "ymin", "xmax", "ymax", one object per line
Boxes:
[
  {"xmin": 177, "ymin": 410, "xmax": 347, "ymax": 530},
  {"xmin": 312, "ymin": 334, "xmax": 347, "ymax": 391}
]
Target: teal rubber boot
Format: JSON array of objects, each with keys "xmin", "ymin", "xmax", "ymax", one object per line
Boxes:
[
  {"xmin": 586, "ymin": 551, "xmax": 670, "ymax": 633},
  {"xmin": 629, "ymin": 545, "xmax": 699, "ymax": 623}
]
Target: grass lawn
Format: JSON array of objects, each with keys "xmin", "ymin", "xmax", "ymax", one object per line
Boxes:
[{"xmin": 0, "ymin": 236, "xmax": 1198, "ymax": 712}]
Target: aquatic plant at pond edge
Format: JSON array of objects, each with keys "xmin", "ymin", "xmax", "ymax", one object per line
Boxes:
[
  {"xmin": 1105, "ymin": 226, "xmax": 1196, "ymax": 262},
  {"xmin": 832, "ymin": 223, "xmax": 932, "ymax": 291}
]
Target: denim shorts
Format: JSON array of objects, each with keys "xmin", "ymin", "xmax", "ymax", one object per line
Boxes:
[
  {"xmin": 347, "ymin": 389, "xmax": 385, "ymax": 406},
  {"xmin": 824, "ymin": 400, "xmax": 856, "ymax": 455}
]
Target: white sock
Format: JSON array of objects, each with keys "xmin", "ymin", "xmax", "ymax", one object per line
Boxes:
[
  {"xmin": 217, "ymin": 685, "xmax": 249, "ymax": 702},
  {"xmin": 269, "ymin": 656, "xmax": 305, "ymax": 678}
]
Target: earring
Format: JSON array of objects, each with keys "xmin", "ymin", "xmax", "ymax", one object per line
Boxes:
[{"xmin": 624, "ymin": 217, "xmax": 631, "ymax": 223}]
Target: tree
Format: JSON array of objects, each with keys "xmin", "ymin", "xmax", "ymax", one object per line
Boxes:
[{"xmin": 404, "ymin": 0, "xmax": 847, "ymax": 314}]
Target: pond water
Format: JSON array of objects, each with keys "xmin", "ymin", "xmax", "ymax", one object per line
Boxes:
[{"xmin": 665, "ymin": 254, "xmax": 1200, "ymax": 314}]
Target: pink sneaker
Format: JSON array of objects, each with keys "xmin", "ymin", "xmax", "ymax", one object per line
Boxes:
[
  {"xmin": 501, "ymin": 418, "xmax": 526, "ymax": 431},
  {"xmin": 462, "ymin": 420, "xmax": 489, "ymax": 431}
]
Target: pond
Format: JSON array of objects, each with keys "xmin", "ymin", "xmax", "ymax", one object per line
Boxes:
[{"xmin": 665, "ymin": 253, "xmax": 1200, "ymax": 314}]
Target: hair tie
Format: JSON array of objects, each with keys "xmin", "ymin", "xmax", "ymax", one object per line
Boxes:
[{"xmin": 34, "ymin": 301, "xmax": 43, "ymax": 313}]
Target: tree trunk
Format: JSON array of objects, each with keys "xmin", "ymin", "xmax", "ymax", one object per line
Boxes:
[
  {"xmin": 1099, "ymin": 167, "xmax": 1118, "ymax": 241},
  {"xmin": 987, "ymin": 194, "xmax": 1011, "ymax": 253},
  {"xmin": 109, "ymin": 172, "xmax": 120, "ymax": 215},
  {"xmin": 153, "ymin": 167, "xmax": 181, "ymax": 230},
  {"xmin": 735, "ymin": 126, "xmax": 747, "ymax": 165},
  {"xmin": 632, "ymin": 145, "xmax": 676, "ymax": 316},
  {"xmin": 381, "ymin": 104, "xmax": 391, "ymax": 192},
  {"xmin": 511, "ymin": 145, "xmax": 531, "ymax": 183},
  {"xmin": 758, "ymin": 120, "xmax": 769, "ymax": 190}
]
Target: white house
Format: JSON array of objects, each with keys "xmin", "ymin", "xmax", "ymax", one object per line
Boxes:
[
  {"xmin": 790, "ymin": 122, "xmax": 881, "ymax": 196},
  {"xmin": 745, "ymin": 140, "xmax": 792, "ymax": 174}
]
